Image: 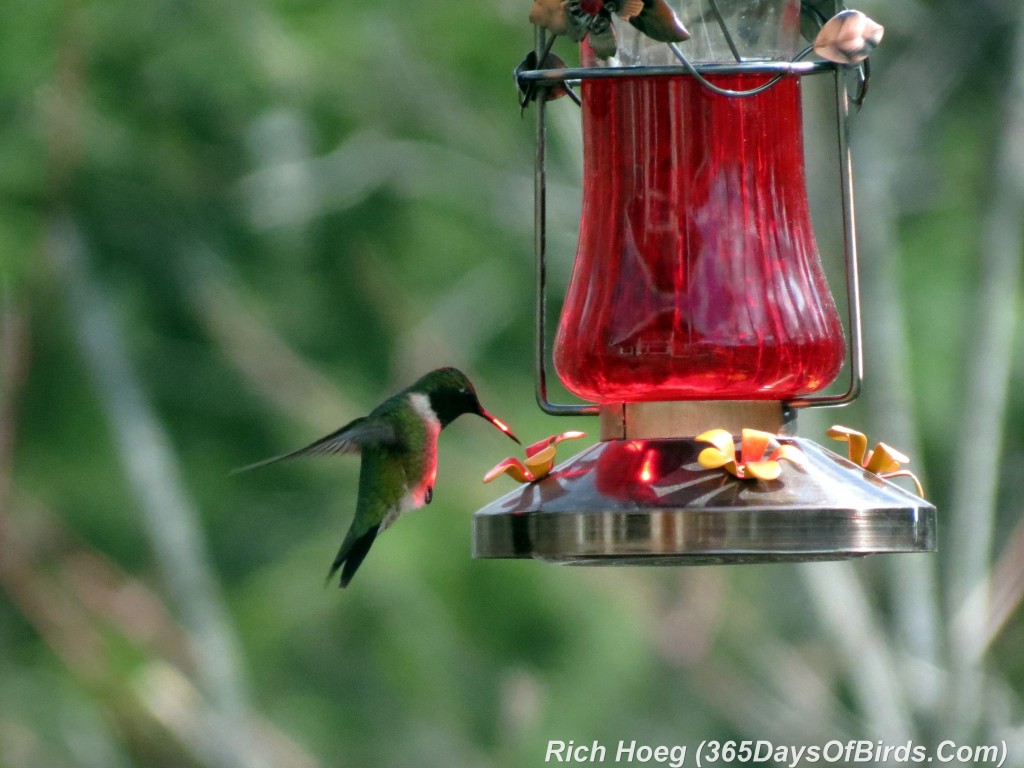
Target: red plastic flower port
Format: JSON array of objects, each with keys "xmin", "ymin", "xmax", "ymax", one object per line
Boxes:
[
  {"xmin": 483, "ymin": 431, "xmax": 587, "ymax": 485},
  {"xmin": 827, "ymin": 426, "xmax": 924, "ymax": 496},
  {"xmin": 696, "ymin": 429, "xmax": 805, "ymax": 481}
]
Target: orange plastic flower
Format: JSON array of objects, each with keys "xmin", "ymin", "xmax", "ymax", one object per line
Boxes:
[
  {"xmin": 483, "ymin": 431, "xmax": 586, "ymax": 484},
  {"xmin": 827, "ymin": 426, "xmax": 924, "ymax": 496},
  {"xmin": 696, "ymin": 428, "xmax": 805, "ymax": 481}
]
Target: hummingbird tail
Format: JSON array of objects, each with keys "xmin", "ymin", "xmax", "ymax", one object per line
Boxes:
[{"xmin": 327, "ymin": 526, "xmax": 379, "ymax": 588}]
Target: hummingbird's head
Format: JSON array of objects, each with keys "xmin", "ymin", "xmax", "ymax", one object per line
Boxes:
[{"xmin": 418, "ymin": 367, "xmax": 520, "ymax": 444}]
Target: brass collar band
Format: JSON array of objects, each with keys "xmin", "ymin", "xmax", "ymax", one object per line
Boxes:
[{"xmin": 599, "ymin": 401, "xmax": 793, "ymax": 441}]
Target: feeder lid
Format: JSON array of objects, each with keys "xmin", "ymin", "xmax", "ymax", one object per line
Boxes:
[{"xmin": 472, "ymin": 437, "xmax": 936, "ymax": 565}]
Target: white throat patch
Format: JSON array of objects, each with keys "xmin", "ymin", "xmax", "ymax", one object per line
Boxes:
[{"xmin": 408, "ymin": 392, "xmax": 441, "ymax": 432}]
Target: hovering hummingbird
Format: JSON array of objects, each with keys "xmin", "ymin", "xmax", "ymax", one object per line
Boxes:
[
  {"xmin": 237, "ymin": 368, "xmax": 519, "ymax": 587},
  {"xmin": 628, "ymin": 0, "xmax": 689, "ymax": 44},
  {"xmin": 534, "ymin": 0, "xmax": 688, "ymax": 60}
]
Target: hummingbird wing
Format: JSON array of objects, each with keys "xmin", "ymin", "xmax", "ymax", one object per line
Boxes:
[{"xmin": 233, "ymin": 417, "xmax": 400, "ymax": 473}]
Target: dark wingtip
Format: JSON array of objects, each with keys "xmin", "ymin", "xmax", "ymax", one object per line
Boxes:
[
  {"xmin": 229, "ymin": 460, "xmax": 267, "ymax": 476},
  {"xmin": 230, "ymin": 451, "xmax": 293, "ymax": 475}
]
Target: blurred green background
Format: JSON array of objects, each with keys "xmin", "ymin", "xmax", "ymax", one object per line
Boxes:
[{"xmin": 3, "ymin": 0, "xmax": 1024, "ymax": 765}]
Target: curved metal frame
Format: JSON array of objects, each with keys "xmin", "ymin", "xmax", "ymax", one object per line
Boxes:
[
  {"xmin": 519, "ymin": 59, "xmax": 834, "ymax": 83},
  {"xmin": 530, "ymin": 32, "xmax": 864, "ymax": 416}
]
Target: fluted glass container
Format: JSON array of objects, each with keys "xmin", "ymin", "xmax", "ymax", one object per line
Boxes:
[{"xmin": 553, "ymin": 0, "xmax": 845, "ymax": 403}]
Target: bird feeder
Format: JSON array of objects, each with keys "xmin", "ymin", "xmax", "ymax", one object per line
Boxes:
[{"xmin": 472, "ymin": 0, "xmax": 936, "ymax": 564}]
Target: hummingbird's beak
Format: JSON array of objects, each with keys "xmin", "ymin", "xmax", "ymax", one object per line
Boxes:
[{"xmin": 479, "ymin": 407, "xmax": 520, "ymax": 444}]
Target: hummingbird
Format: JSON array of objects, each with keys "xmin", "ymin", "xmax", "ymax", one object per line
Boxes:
[
  {"xmin": 549, "ymin": 0, "xmax": 688, "ymax": 61},
  {"xmin": 628, "ymin": 0, "xmax": 689, "ymax": 44},
  {"xmin": 237, "ymin": 368, "xmax": 519, "ymax": 587}
]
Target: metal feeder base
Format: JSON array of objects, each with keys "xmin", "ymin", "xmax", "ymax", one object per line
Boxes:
[{"xmin": 472, "ymin": 438, "xmax": 936, "ymax": 565}]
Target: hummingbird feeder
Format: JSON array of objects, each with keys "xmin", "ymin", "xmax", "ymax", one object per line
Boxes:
[{"xmin": 472, "ymin": 0, "xmax": 936, "ymax": 564}]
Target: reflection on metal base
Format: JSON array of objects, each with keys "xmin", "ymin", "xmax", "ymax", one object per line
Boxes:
[{"xmin": 472, "ymin": 438, "xmax": 936, "ymax": 565}]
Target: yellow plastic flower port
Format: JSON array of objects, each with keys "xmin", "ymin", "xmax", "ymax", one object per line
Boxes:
[
  {"xmin": 483, "ymin": 431, "xmax": 587, "ymax": 485},
  {"xmin": 827, "ymin": 425, "xmax": 925, "ymax": 497},
  {"xmin": 696, "ymin": 428, "xmax": 805, "ymax": 481}
]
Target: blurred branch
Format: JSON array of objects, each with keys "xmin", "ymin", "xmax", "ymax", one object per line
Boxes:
[
  {"xmin": 0, "ymin": 291, "xmax": 30, "ymax": 516},
  {"xmin": 683, "ymin": 629, "xmax": 856, "ymax": 746},
  {"xmin": 854, "ymin": 0, "xmax": 984, "ymax": 716},
  {"xmin": 655, "ymin": 573, "xmax": 854, "ymax": 745},
  {"xmin": 185, "ymin": 249, "xmax": 358, "ymax": 431},
  {"xmin": 238, "ymin": 128, "xmax": 579, "ymax": 240},
  {"xmin": 857, "ymin": 154, "xmax": 944, "ymax": 712},
  {"xmin": 985, "ymin": 514, "xmax": 1024, "ymax": 650},
  {"xmin": 45, "ymin": 215, "xmax": 265, "ymax": 768},
  {"xmin": 947, "ymin": 4, "xmax": 1024, "ymax": 738},
  {"xmin": 239, "ymin": 130, "xmax": 528, "ymax": 233},
  {"xmin": 42, "ymin": 0, "xmax": 85, "ymax": 200},
  {"xmin": 392, "ymin": 259, "xmax": 521, "ymax": 384},
  {"xmin": 690, "ymin": 661, "xmax": 843, "ymax": 745},
  {"xmin": 737, "ymin": 638, "xmax": 854, "ymax": 742},
  {"xmin": 0, "ymin": 511, "xmax": 108, "ymax": 682},
  {"xmin": 131, "ymin": 661, "xmax": 318, "ymax": 768},
  {"xmin": 2, "ymin": 490, "xmax": 320, "ymax": 768},
  {"xmin": 799, "ymin": 562, "xmax": 913, "ymax": 741},
  {"xmin": 60, "ymin": 541, "xmax": 318, "ymax": 768}
]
